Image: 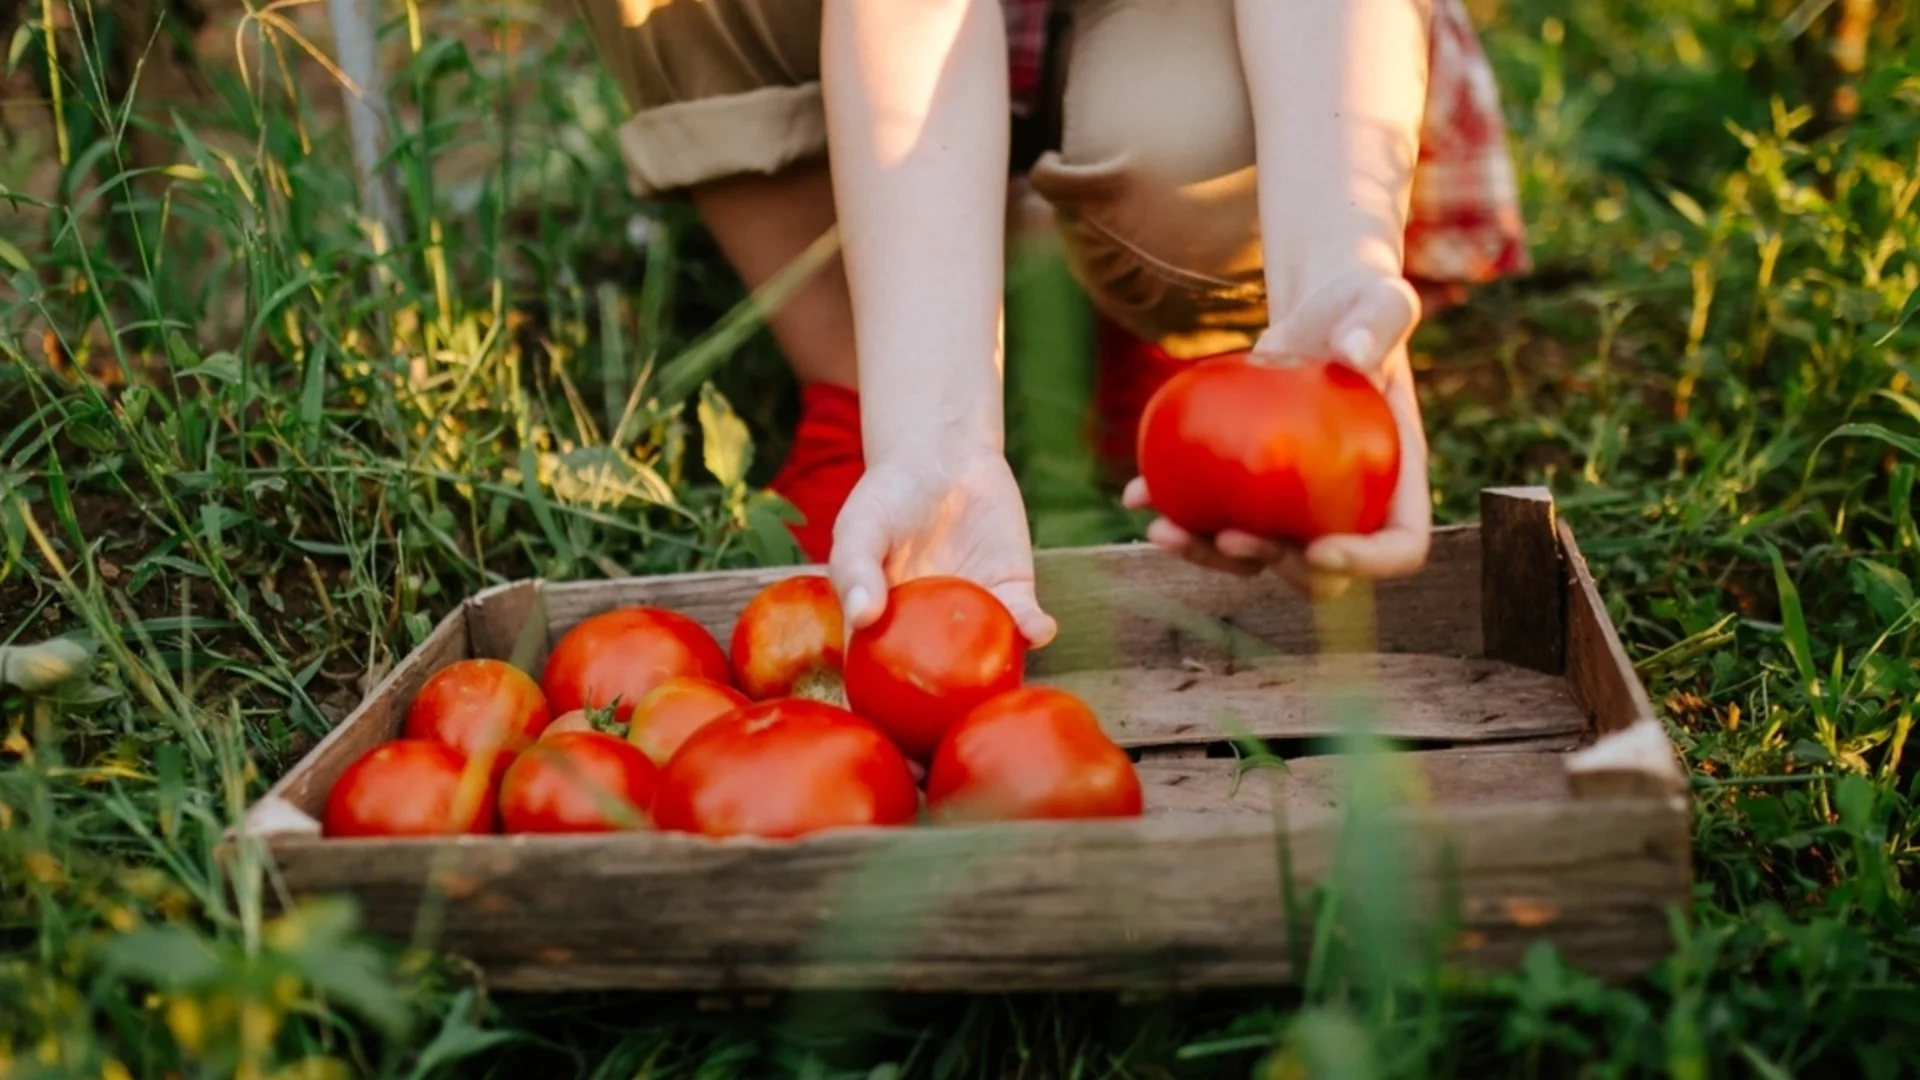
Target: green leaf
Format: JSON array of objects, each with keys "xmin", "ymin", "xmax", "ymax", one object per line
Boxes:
[
  {"xmin": 1875, "ymin": 286, "xmax": 1920, "ymax": 347},
  {"xmin": 0, "ymin": 235, "xmax": 29, "ymax": 273},
  {"xmin": 1815, "ymin": 422, "xmax": 1920, "ymax": 462},
  {"xmin": 300, "ymin": 339, "xmax": 329, "ymax": 455},
  {"xmin": 1767, "ymin": 544, "xmax": 1819, "ymax": 690},
  {"xmin": 741, "ymin": 492, "xmax": 804, "ymax": 568},
  {"xmin": 403, "ymin": 991, "xmax": 524, "ymax": 1080},
  {"xmin": 1275, "ymin": 1007, "xmax": 1378, "ymax": 1080},
  {"xmin": 270, "ymin": 899, "xmax": 411, "ymax": 1038},
  {"xmin": 7, "ymin": 23, "xmax": 31, "ymax": 74},
  {"xmin": 1850, "ymin": 560, "xmax": 1914, "ymax": 627},
  {"xmin": 698, "ymin": 383, "xmax": 753, "ymax": 492},
  {"xmin": 182, "ymin": 351, "xmax": 244, "ymax": 386},
  {"xmin": 96, "ymin": 926, "xmax": 224, "ymax": 988}
]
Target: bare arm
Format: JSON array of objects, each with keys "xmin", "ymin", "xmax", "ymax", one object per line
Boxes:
[
  {"xmin": 1236, "ymin": 0, "xmax": 1431, "ymax": 361},
  {"xmin": 821, "ymin": 0, "xmax": 1055, "ymax": 644},
  {"xmin": 822, "ymin": 0, "xmax": 1011, "ymax": 463},
  {"xmin": 1128, "ymin": 0, "xmax": 1435, "ymax": 591}
]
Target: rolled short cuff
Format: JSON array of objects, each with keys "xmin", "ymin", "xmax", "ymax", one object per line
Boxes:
[{"xmin": 615, "ymin": 84, "xmax": 828, "ymax": 199}]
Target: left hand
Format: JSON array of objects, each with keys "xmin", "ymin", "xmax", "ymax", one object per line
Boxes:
[{"xmin": 1122, "ymin": 270, "xmax": 1434, "ymax": 599}]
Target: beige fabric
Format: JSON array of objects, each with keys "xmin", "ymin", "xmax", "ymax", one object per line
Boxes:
[
  {"xmin": 571, "ymin": 0, "xmax": 830, "ymax": 198},
  {"xmin": 574, "ymin": 0, "xmax": 1268, "ymax": 356},
  {"xmin": 1030, "ymin": 0, "xmax": 1266, "ymax": 359}
]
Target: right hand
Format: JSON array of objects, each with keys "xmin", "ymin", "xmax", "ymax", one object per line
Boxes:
[{"xmin": 827, "ymin": 448, "xmax": 1057, "ymax": 649}]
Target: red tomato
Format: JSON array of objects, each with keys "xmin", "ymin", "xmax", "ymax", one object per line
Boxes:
[
  {"xmin": 498, "ymin": 731, "xmax": 660, "ymax": 834},
  {"xmin": 843, "ymin": 577, "xmax": 1026, "ymax": 761},
  {"xmin": 323, "ymin": 740, "xmax": 496, "ymax": 838},
  {"xmin": 729, "ymin": 575, "xmax": 846, "ymax": 702},
  {"xmin": 627, "ymin": 676, "xmax": 750, "ymax": 764},
  {"xmin": 541, "ymin": 607, "xmax": 731, "ymax": 721},
  {"xmin": 652, "ymin": 699, "xmax": 920, "ymax": 839},
  {"xmin": 402, "ymin": 659, "xmax": 552, "ymax": 782},
  {"xmin": 926, "ymin": 687, "xmax": 1143, "ymax": 822},
  {"xmin": 541, "ymin": 709, "xmax": 598, "ymax": 739},
  {"xmin": 1136, "ymin": 355, "xmax": 1400, "ymax": 544}
]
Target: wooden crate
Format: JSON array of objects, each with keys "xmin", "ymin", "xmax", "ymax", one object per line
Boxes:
[{"xmin": 238, "ymin": 487, "xmax": 1690, "ymax": 993}]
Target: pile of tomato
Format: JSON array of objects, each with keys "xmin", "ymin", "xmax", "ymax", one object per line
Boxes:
[{"xmin": 322, "ymin": 575, "xmax": 1144, "ymax": 841}]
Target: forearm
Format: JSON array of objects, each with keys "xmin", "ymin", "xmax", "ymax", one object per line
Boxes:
[
  {"xmin": 822, "ymin": 0, "xmax": 1011, "ymax": 461},
  {"xmin": 1236, "ymin": 0, "xmax": 1431, "ymax": 314}
]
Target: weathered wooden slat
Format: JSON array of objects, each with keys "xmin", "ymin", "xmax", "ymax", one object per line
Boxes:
[
  {"xmin": 1041, "ymin": 654, "xmax": 1585, "ymax": 749},
  {"xmin": 1135, "ymin": 745, "xmax": 1571, "ymax": 819},
  {"xmin": 252, "ymin": 607, "xmax": 472, "ymax": 826},
  {"xmin": 1558, "ymin": 521, "xmax": 1657, "ymax": 737},
  {"xmin": 540, "ymin": 530, "xmax": 1485, "ymax": 676},
  {"xmin": 465, "ymin": 580, "xmax": 546, "ymax": 670},
  {"xmin": 1480, "ymin": 487, "xmax": 1566, "ymax": 674},
  {"xmin": 263, "ymin": 796, "xmax": 1686, "ymax": 992}
]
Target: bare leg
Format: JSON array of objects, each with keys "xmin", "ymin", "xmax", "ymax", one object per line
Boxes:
[{"xmin": 690, "ymin": 159, "xmax": 859, "ymax": 390}]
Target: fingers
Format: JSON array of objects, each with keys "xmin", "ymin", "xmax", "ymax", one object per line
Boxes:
[
  {"xmin": 1306, "ymin": 527, "xmax": 1430, "ymax": 582},
  {"xmin": 1121, "ymin": 476, "xmax": 1152, "ymax": 511},
  {"xmin": 994, "ymin": 584, "xmax": 1059, "ymax": 650},
  {"xmin": 1145, "ymin": 518, "xmax": 1265, "ymax": 577},
  {"xmin": 827, "ymin": 506, "xmax": 892, "ymax": 638},
  {"xmin": 1330, "ymin": 277, "xmax": 1421, "ymax": 374}
]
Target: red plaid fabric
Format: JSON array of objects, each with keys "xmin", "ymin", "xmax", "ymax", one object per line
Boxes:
[
  {"xmin": 1406, "ymin": 0, "xmax": 1531, "ymax": 286},
  {"xmin": 1003, "ymin": 0, "xmax": 1052, "ymax": 116},
  {"xmin": 1002, "ymin": 0, "xmax": 1529, "ymax": 288}
]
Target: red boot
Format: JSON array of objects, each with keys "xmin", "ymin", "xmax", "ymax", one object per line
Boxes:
[
  {"xmin": 767, "ymin": 382, "xmax": 865, "ymax": 564},
  {"xmin": 1087, "ymin": 316, "xmax": 1204, "ymax": 486}
]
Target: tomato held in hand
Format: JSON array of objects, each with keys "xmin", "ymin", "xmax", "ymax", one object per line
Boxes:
[
  {"xmin": 730, "ymin": 574, "xmax": 845, "ymax": 703},
  {"xmin": 627, "ymin": 676, "xmax": 750, "ymax": 764},
  {"xmin": 1136, "ymin": 355, "xmax": 1400, "ymax": 544},
  {"xmin": 843, "ymin": 576, "xmax": 1026, "ymax": 761},
  {"xmin": 323, "ymin": 740, "xmax": 496, "ymax": 838},
  {"xmin": 541, "ymin": 607, "xmax": 731, "ymax": 721},
  {"xmin": 653, "ymin": 699, "xmax": 919, "ymax": 839},
  {"xmin": 403, "ymin": 659, "xmax": 552, "ymax": 782},
  {"xmin": 498, "ymin": 731, "xmax": 660, "ymax": 834},
  {"xmin": 926, "ymin": 687, "xmax": 1143, "ymax": 823}
]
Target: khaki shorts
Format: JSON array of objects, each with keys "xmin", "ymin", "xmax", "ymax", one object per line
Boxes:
[{"xmin": 575, "ymin": 0, "xmax": 1324, "ymax": 359}]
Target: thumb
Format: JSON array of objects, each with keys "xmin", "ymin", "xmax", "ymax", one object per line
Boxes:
[
  {"xmin": 1330, "ymin": 277, "xmax": 1421, "ymax": 373},
  {"xmin": 828, "ymin": 505, "xmax": 892, "ymax": 639},
  {"xmin": 993, "ymin": 582, "xmax": 1058, "ymax": 652}
]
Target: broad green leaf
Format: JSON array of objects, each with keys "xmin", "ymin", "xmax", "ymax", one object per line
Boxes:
[
  {"xmin": 182, "ymin": 352, "xmax": 244, "ymax": 386},
  {"xmin": 1850, "ymin": 560, "xmax": 1914, "ymax": 627},
  {"xmin": 96, "ymin": 926, "xmax": 224, "ymax": 988},
  {"xmin": 404, "ymin": 991, "xmax": 525, "ymax": 1080}
]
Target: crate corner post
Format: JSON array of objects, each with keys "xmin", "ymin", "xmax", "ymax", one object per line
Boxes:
[{"xmin": 1479, "ymin": 486, "xmax": 1566, "ymax": 675}]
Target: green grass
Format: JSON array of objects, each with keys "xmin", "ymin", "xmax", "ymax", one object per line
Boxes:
[{"xmin": 3, "ymin": 0, "xmax": 1920, "ymax": 1076}]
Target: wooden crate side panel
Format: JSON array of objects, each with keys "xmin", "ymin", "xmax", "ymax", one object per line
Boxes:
[
  {"xmin": 539, "ymin": 530, "xmax": 1486, "ymax": 676},
  {"xmin": 1558, "ymin": 523, "xmax": 1658, "ymax": 737},
  {"xmin": 247, "ymin": 605, "xmax": 474, "ymax": 834},
  {"xmin": 465, "ymin": 580, "xmax": 548, "ymax": 669},
  {"xmin": 264, "ymin": 797, "xmax": 1687, "ymax": 992},
  {"xmin": 1043, "ymin": 654, "xmax": 1585, "ymax": 749},
  {"xmin": 1479, "ymin": 487, "xmax": 1567, "ymax": 675},
  {"xmin": 1136, "ymin": 746, "xmax": 1572, "ymax": 820}
]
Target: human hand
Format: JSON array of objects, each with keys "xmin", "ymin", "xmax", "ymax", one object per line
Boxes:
[
  {"xmin": 1122, "ymin": 271, "xmax": 1433, "ymax": 598},
  {"xmin": 828, "ymin": 449, "xmax": 1058, "ymax": 648}
]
